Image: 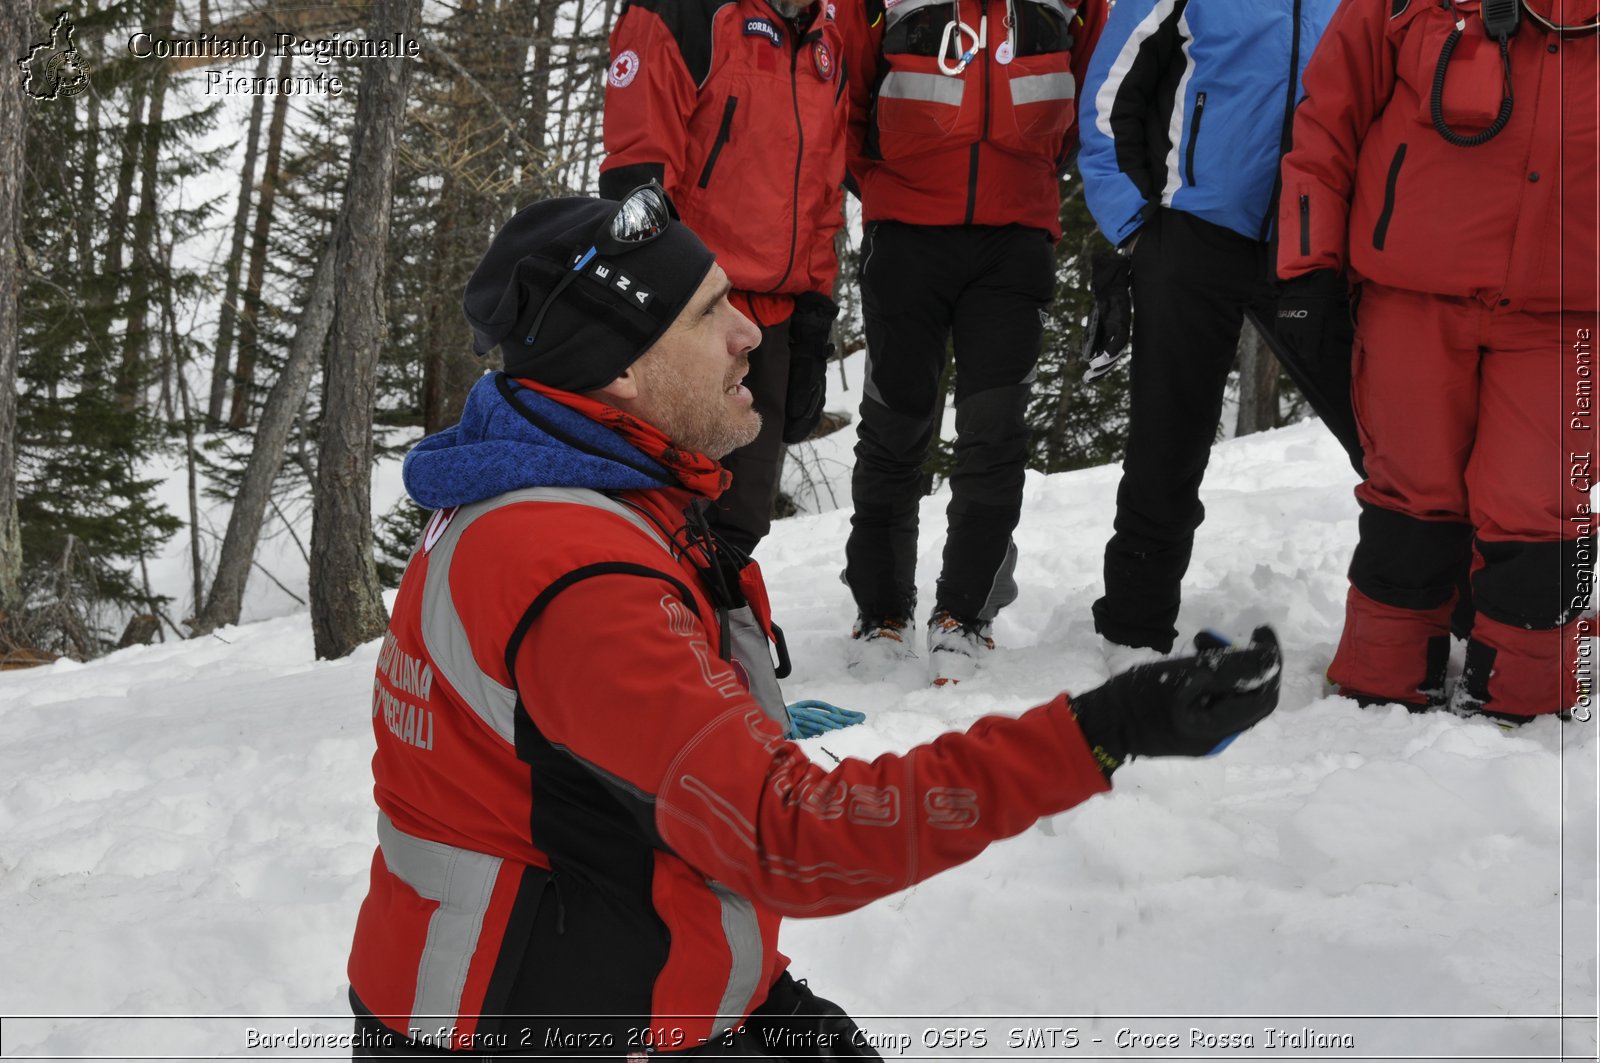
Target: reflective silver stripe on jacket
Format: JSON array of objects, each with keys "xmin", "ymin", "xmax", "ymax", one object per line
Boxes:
[
  {"xmin": 709, "ymin": 882, "xmax": 764, "ymax": 1038},
  {"xmin": 1009, "ymin": 71, "xmax": 1075, "ymax": 106},
  {"xmin": 726, "ymin": 605, "xmax": 790, "ymax": 726},
  {"xmin": 377, "ymin": 812, "xmax": 503, "ymax": 1033},
  {"xmin": 420, "ymin": 488, "xmax": 671, "ymax": 746},
  {"xmin": 879, "ymin": 71, "xmax": 965, "ymax": 107},
  {"xmin": 419, "ymin": 486, "xmax": 767, "ymax": 1025}
]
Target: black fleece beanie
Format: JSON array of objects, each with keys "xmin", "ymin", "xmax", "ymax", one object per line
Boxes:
[{"xmin": 462, "ymin": 191, "xmax": 716, "ymax": 392}]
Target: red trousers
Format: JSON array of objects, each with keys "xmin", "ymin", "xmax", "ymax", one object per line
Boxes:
[{"xmin": 1330, "ymin": 284, "xmax": 1596, "ymax": 717}]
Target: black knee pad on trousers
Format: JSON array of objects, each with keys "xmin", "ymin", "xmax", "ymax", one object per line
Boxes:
[
  {"xmin": 1349, "ymin": 504, "xmax": 1474, "ymax": 611},
  {"xmin": 1473, "ymin": 537, "xmax": 1589, "ymax": 630},
  {"xmin": 948, "ymin": 382, "xmax": 1032, "ymax": 508}
]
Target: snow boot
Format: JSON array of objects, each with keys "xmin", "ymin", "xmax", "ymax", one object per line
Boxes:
[
  {"xmin": 847, "ymin": 615, "xmax": 916, "ymax": 671},
  {"xmin": 927, "ymin": 609, "xmax": 994, "ymax": 687}
]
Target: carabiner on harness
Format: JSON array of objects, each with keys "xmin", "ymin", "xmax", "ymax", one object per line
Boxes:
[{"xmin": 938, "ymin": 12, "xmax": 986, "ymax": 74}]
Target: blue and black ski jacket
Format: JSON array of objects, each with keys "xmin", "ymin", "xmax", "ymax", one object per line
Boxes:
[{"xmin": 1077, "ymin": 0, "xmax": 1341, "ymax": 246}]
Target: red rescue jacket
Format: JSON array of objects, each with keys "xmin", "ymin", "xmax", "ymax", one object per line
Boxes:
[
  {"xmin": 601, "ymin": 0, "xmax": 849, "ymax": 326},
  {"xmin": 348, "ymin": 444, "xmax": 1111, "ymax": 1051},
  {"xmin": 838, "ymin": 0, "xmax": 1106, "ymax": 237},
  {"xmin": 1278, "ymin": 0, "xmax": 1599, "ymax": 312}
]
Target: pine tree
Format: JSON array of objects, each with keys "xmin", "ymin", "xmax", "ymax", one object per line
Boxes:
[{"xmin": 12, "ymin": 0, "xmax": 219, "ymax": 656}]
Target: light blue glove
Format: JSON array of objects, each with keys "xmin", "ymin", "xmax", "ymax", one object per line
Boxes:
[{"xmin": 785, "ymin": 699, "xmax": 866, "ymax": 740}]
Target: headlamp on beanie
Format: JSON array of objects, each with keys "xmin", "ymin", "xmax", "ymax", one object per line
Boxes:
[{"xmin": 461, "ymin": 184, "xmax": 717, "ymax": 393}]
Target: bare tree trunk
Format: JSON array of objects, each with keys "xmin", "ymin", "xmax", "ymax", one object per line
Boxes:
[
  {"xmin": 519, "ymin": 0, "xmax": 556, "ymax": 200},
  {"xmin": 158, "ymin": 235, "xmax": 205, "ymax": 616},
  {"xmin": 0, "ymin": 1, "xmax": 31, "ymax": 612},
  {"xmin": 104, "ymin": 74, "xmax": 149, "ymax": 293},
  {"xmin": 310, "ymin": 0, "xmax": 423, "ymax": 659},
  {"xmin": 419, "ymin": 0, "xmax": 523, "ymax": 432},
  {"xmin": 208, "ymin": 49, "xmax": 271, "ymax": 425},
  {"xmin": 227, "ymin": 49, "xmax": 294, "ymax": 429},
  {"xmin": 193, "ymin": 247, "xmax": 337, "ymax": 635},
  {"xmin": 76, "ymin": 28, "xmax": 98, "ymax": 273},
  {"xmin": 420, "ymin": 174, "xmax": 465, "ymax": 433},
  {"xmin": 115, "ymin": 0, "xmax": 175, "ymax": 410},
  {"xmin": 1235, "ymin": 313, "xmax": 1281, "ymax": 437}
]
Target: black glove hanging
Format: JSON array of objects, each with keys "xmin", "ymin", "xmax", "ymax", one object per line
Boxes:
[
  {"xmin": 1267, "ymin": 268, "xmax": 1363, "ymax": 476},
  {"xmin": 1071, "ymin": 626, "xmax": 1282, "ymax": 778},
  {"xmin": 782, "ymin": 292, "xmax": 841, "ymax": 444},
  {"xmin": 1081, "ymin": 247, "xmax": 1133, "ymax": 382},
  {"xmin": 1274, "ymin": 269, "xmax": 1351, "ymax": 368}
]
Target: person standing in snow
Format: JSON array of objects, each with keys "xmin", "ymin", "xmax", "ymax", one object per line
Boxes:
[
  {"xmin": 598, "ymin": 0, "xmax": 849, "ymax": 559},
  {"xmin": 345, "ymin": 185, "xmax": 1285, "ymax": 1058},
  {"xmin": 1277, "ymin": 0, "xmax": 1598, "ymax": 720},
  {"xmin": 830, "ymin": 0, "xmax": 1108, "ymax": 685},
  {"xmin": 1075, "ymin": 0, "xmax": 1343, "ymax": 670}
]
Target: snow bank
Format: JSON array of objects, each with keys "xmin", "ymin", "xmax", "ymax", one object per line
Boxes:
[{"xmin": 2, "ymin": 420, "xmax": 1595, "ymax": 1061}]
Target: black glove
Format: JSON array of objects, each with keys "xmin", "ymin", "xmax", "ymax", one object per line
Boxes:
[
  {"xmin": 1274, "ymin": 268, "xmax": 1351, "ymax": 368},
  {"xmin": 1070, "ymin": 626, "xmax": 1282, "ymax": 778},
  {"xmin": 744, "ymin": 971, "xmax": 882, "ymax": 1060},
  {"xmin": 782, "ymin": 292, "xmax": 840, "ymax": 444},
  {"xmin": 1080, "ymin": 246, "xmax": 1134, "ymax": 381}
]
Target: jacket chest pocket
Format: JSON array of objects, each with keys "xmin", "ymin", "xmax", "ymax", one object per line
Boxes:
[
  {"xmin": 874, "ymin": 54, "xmax": 969, "ymax": 147},
  {"xmin": 998, "ymin": 51, "xmax": 1075, "ymax": 142},
  {"xmin": 695, "ymin": 95, "xmax": 739, "ymax": 188},
  {"xmin": 1396, "ymin": 4, "xmax": 1508, "ymax": 129},
  {"xmin": 994, "ymin": 0, "xmax": 1076, "ymax": 145}
]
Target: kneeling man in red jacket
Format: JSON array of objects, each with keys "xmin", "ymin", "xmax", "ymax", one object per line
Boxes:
[{"xmin": 346, "ymin": 183, "xmax": 1283, "ymax": 1058}]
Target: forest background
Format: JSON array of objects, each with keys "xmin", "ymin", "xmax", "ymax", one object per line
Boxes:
[{"xmin": 0, "ymin": 0, "xmax": 1301, "ymax": 666}]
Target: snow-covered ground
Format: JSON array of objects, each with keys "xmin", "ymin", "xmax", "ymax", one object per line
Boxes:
[{"xmin": 2, "ymin": 413, "xmax": 1596, "ymax": 1061}]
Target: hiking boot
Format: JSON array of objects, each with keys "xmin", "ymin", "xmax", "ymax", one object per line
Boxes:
[
  {"xmin": 847, "ymin": 615, "xmax": 916, "ymax": 670},
  {"xmin": 927, "ymin": 609, "xmax": 994, "ymax": 687}
]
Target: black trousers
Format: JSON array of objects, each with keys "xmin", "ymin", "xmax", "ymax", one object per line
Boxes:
[
  {"xmin": 845, "ymin": 222, "xmax": 1054, "ymax": 623},
  {"xmin": 710, "ymin": 317, "xmax": 792, "ymax": 556},
  {"xmin": 1092, "ymin": 209, "xmax": 1277, "ymax": 653}
]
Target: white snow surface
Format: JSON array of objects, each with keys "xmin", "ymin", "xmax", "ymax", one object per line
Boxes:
[{"xmin": 2, "ymin": 417, "xmax": 1597, "ymax": 1061}]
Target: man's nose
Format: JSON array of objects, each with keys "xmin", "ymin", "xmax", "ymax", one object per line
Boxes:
[{"xmin": 731, "ymin": 308, "xmax": 761, "ymax": 354}]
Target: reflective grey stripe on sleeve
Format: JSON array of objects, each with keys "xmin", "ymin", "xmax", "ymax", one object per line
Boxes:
[
  {"xmin": 420, "ymin": 487, "xmax": 672, "ymax": 746},
  {"xmin": 725, "ymin": 605, "xmax": 789, "ymax": 728},
  {"xmin": 1009, "ymin": 71, "xmax": 1075, "ymax": 106},
  {"xmin": 376, "ymin": 813, "xmax": 504, "ymax": 1032},
  {"xmin": 708, "ymin": 881, "xmax": 764, "ymax": 1039},
  {"xmin": 879, "ymin": 71, "xmax": 964, "ymax": 107}
]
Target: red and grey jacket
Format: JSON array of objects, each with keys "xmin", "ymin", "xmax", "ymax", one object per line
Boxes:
[
  {"xmin": 1277, "ymin": 0, "xmax": 1599, "ymax": 312},
  {"xmin": 348, "ymin": 377, "xmax": 1112, "ymax": 1053},
  {"xmin": 838, "ymin": 0, "xmax": 1106, "ymax": 237},
  {"xmin": 600, "ymin": 0, "xmax": 849, "ymax": 327}
]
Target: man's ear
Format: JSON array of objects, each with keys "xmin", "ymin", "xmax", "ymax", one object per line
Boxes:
[{"xmin": 587, "ymin": 364, "xmax": 641, "ymax": 406}]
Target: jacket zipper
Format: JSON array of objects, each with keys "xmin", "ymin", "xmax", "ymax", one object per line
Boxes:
[
  {"xmin": 1184, "ymin": 91, "xmax": 1206, "ymax": 186},
  {"xmin": 1371, "ymin": 142, "xmax": 1406, "ymax": 251},
  {"xmin": 772, "ymin": 32, "xmax": 812, "ymax": 293},
  {"xmin": 697, "ymin": 96, "xmax": 739, "ymax": 189},
  {"xmin": 966, "ymin": 0, "xmax": 990, "ymax": 225},
  {"xmin": 1299, "ymin": 194, "xmax": 1310, "ymax": 256},
  {"xmin": 1263, "ymin": 0, "xmax": 1305, "ymax": 241}
]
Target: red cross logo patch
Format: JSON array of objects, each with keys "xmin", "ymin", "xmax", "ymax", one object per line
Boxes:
[{"xmin": 609, "ymin": 49, "xmax": 640, "ymax": 88}]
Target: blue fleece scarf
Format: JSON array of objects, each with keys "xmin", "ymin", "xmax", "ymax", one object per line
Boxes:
[{"xmin": 402, "ymin": 374, "xmax": 671, "ymax": 510}]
